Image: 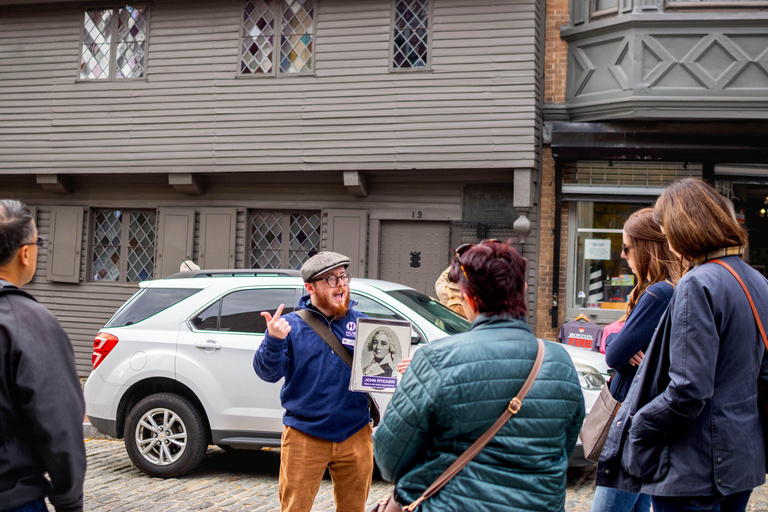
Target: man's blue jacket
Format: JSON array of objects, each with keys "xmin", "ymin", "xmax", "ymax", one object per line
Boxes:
[{"xmin": 253, "ymin": 295, "xmax": 370, "ymax": 442}]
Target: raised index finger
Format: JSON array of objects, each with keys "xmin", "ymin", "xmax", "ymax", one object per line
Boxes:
[{"xmin": 272, "ymin": 303, "xmax": 285, "ymax": 321}]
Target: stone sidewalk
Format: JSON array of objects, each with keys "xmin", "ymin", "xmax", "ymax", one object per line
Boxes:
[{"xmin": 81, "ymin": 439, "xmax": 768, "ymax": 512}]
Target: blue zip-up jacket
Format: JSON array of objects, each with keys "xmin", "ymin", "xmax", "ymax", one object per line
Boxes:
[
  {"xmin": 373, "ymin": 315, "xmax": 585, "ymax": 512},
  {"xmin": 605, "ymin": 281, "xmax": 673, "ymax": 402},
  {"xmin": 253, "ymin": 295, "xmax": 370, "ymax": 442}
]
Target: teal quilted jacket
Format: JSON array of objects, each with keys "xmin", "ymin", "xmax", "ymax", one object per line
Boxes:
[{"xmin": 372, "ymin": 315, "xmax": 585, "ymax": 512}]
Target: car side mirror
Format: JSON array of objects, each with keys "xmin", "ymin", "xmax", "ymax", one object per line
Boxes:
[{"xmin": 411, "ymin": 329, "xmax": 423, "ymax": 345}]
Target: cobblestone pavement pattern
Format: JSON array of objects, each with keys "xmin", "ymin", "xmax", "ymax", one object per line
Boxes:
[{"xmin": 81, "ymin": 439, "xmax": 768, "ymax": 512}]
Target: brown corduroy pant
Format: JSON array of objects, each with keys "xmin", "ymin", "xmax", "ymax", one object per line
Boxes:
[{"xmin": 279, "ymin": 424, "xmax": 374, "ymax": 512}]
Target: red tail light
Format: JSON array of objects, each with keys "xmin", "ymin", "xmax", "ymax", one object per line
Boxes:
[{"xmin": 93, "ymin": 332, "xmax": 119, "ymax": 370}]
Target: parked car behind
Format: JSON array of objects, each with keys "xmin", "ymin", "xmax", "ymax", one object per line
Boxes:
[{"xmin": 84, "ymin": 270, "xmax": 609, "ymax": 477}]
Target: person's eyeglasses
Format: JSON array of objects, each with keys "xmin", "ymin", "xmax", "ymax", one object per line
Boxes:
[
  {"xmin": 455, "ymin": 239, "xmax": 502, "ymax": 280},
  {"xmin": 21, "ymin": 236, "xmax": 47, "ymax": 248},
  {"xmin": 314, "ymin": 273, "xmax": 352, "ymax": 287},
  {"xmin": 622, "ymin": 243, "xmax": 632, "ymax": 255}
]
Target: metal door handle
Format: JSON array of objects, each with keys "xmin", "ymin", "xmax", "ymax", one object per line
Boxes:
[{"xmin": 194, "ymin": 340, "xmax": 222, "ymax": 350}]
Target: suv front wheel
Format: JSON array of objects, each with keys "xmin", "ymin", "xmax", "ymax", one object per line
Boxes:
[{"xmin": 124, "ymin": 393, "xmax": 208, "ymax": 478}]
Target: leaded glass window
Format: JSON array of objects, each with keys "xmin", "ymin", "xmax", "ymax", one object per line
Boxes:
[
  {"xmin": 92, "ymin": 209, "xmax": 156, "ymax": 283},
  {"xmin": 80, "ymin": 6, "xmax": 148, "ymax": 80},
  {"xmin": 241, "ymin": 0, "xmax": 314, "ymax": 75},
  {"xmin": 250, "ymin": 211, "xmax": 320, "ymax": 269},
  {"xmin": 392, "ymin": 0, "xmax": 429, "ymax": 70}
]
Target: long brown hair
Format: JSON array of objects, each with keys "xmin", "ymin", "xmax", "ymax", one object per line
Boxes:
[
  {"xmin": 653, "ymin": 178, "xmax": 748, "ymax": 264},
  {"xmin": 623, "ymin": 208, "xmax": 680, "ymax": 319}
]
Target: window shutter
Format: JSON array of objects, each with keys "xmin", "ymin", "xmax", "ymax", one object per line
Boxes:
[
  {"xmin": 47, "ymin": 206, "xmax": 83, "ymax": 283},
  {"xmin": 156, "ymin": 208, "xmax": 195, "ymax": 278},
  {"xmin": 323, "ymin": 209, "xmax": 369, "ymax": 278},
  {"xmin": 199, "ymin": 208, "xmax": 237, "ymax": 270}
]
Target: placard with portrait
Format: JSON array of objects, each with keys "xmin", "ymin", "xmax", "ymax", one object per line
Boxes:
[{"xmin": 349, "ymin": 318, "xmax": 412, "ymax": 393}]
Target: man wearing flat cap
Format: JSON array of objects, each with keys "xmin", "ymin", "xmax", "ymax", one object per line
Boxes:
[{"xmin": 253, "ymin": 252, "xmax": 373, "ymax": 512}]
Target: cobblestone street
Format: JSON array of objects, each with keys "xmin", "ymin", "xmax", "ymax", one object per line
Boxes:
[{"xmin": 81, "ymin": 439, "xmax": 768, "ymax": 512}]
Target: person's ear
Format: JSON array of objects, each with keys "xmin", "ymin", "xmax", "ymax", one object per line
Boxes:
[
  {"xmin": 304, "ymin": 282, "xmax": 314, "ymax": 295},
  {"xmin": 18, "ymin": 245, "xmax": 32, "ymax": 267},
  {"xmin": 462, "ymin": 292, "xmax": 477, "ymax": 312}
]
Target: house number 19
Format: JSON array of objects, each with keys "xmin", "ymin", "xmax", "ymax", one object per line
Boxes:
[{"xmin": 412, "ymin": 211, "xmax": 422, "ymax": 219}]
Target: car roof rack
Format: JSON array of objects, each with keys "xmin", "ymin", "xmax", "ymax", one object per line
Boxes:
[{"xmin": 167, "ymin": 269, "xmax": 302, "ymax": 279}]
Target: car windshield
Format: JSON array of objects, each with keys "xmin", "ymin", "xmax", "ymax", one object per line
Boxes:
[
  {"xmin": 386, "ymin": 289, "xmax": 470, "ymax": 335},
  {"xmin": 106, "ymin": 288, "xmax": 201, "ymax": 327}
]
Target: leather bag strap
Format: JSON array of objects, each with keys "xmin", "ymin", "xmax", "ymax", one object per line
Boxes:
[
  {"xmin": 401, "ymin": 338, "xmax": 546, "ymax": 511},
  {"xmin": 296, "ymin": 309, "xmax": 353, "ymax": 367},
  {"xmin": 710, "ymin": 259, "xmax": 768, "ymax": 351}
]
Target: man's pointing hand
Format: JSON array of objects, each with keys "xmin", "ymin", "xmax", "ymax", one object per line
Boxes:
[{"xmin": 261, "ymin": 303, "xmax": 291, "ymax": 340}]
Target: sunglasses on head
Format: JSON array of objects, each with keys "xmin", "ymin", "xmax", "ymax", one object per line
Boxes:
[{"xmin": 455, "ymin": 239, "xmax": 502, "ymax": 281}]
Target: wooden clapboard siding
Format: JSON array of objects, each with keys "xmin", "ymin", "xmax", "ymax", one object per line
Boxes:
[
  {"xmin": 0, "ymin": 0, "xmax": 540, "ymax": 174},
  {"xmin": 26, "ymin": 207, "xmax": 138, "ymax": 376},
  {"xmin": 5, "ymin": 165, "xmax": 535, "ymax": 374}
]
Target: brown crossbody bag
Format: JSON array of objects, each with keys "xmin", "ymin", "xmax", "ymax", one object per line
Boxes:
[{"xmin": 371, "ymin": 338, "xmax": 546, "ymax": 512}]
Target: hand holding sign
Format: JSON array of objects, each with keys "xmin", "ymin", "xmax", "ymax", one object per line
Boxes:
[{"xmin": 261, "ymin": 304, "xmax": 291, "ymax": 340}]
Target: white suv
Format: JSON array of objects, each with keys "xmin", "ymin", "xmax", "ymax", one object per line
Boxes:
[{"xmin": 84, "ymin": 269, "xmax": 609, "ymax": 478}]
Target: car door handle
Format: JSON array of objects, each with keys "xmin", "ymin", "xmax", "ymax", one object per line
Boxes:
[{"xmin": 194, "ymin": 340, "xmax": 222, "ymax": 351}]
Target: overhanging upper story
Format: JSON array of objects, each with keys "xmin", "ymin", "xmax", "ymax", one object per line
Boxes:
[
  {"xmin": 0, "ymin": 0, "xmax": 545, "ymax": 188},
  {"xmin": 559, "ymin": 0, "xmax": 768, "ymax": 121}
]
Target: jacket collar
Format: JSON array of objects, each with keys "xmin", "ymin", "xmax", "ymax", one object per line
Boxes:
[
  {"xmin": 689, "ymin": 245, "xmax": 745, "ymax": 269},
  {"xmin": 470, "ymin": 313, "xmax": 532, "ymax": 334}
]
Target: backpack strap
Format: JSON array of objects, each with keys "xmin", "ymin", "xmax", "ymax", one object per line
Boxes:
[{"xmin": 0, "ymin": 280, "xmax": 36, "ymax": 302}]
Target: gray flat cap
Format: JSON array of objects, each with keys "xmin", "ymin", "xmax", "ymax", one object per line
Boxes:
[{"xmin": 300, "ymin": 252, "xmax": 351, "ymax": 282}]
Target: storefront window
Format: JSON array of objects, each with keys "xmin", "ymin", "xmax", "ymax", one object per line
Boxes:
[{"xmin": 572, "ymin": 202, "xmax": 639, "ymax": 312}]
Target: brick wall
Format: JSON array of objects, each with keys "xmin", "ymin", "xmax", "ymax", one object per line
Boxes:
[
  {"xmin": 536, "ymin": 148, "xmax": 568, "ymax": 340},
  {"xmin": 545, "ymin": 0, "xmax": 569, "ymax": 103},
  {"xmin": 538, "ymin": 0, "xmax": 570, "ymax": 338}
]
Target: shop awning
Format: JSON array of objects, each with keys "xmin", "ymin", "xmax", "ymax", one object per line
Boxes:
[{"xmin": 551, "ymin": 122, "xmax": 768, "ymax": 163}]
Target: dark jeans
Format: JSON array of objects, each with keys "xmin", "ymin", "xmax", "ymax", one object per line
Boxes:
[
  {"xmin": 2, "ymin": 498, "xmax": 47, "ymax": 512},
  {"xmin": 651, "ymin": 490, "xmax": 752, "ymax": 512}
]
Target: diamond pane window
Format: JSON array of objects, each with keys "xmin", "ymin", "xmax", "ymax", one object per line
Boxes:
[
  {"xmin": 242, "ymin": 0, "xmax": 276, "ymax": 74},
  {"xmin": 250, "ymin": 211, "xmax": 319, "ymax": 269},
  {"xmin": 127, "ymin": 212, "xmax": 156, "ymax": 282},
  {"xmin": 288, "ymin": 213, "xmax": 320, "ymax": 269},
  {"xmin": 93, "ymin": 210, "xmax": 122, "ymax": 281},
  {"xmin": 92, "ymin": 209, "xmax": 156, "ymax": 283},
  {"xmin": 281, "ymin": 0, "xmax": 314, "ymax": 73},
  {"xmin": 80, "ymin": 6, "xmax": 148, "ymax": 80},
  {"xmin": 251, "ymin": 213, "xmax": 283, "ymax": 268},
  {"xmin": 392, "ymin": 0, "xmax": 429, "ymax": 70},
  {"xmin": 240, "ymin": 0, "xmax": 314, "ymax": 75},
  {"xmin": 80, "ymin": 9, "xmax": 113, "ymax": 80}
]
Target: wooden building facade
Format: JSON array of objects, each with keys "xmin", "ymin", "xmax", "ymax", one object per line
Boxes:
[{"xmin": 0, "ymin": 0, "xmax": 545, "ymax": 375}]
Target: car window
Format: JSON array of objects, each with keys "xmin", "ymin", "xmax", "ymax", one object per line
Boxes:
[
  {"xmin": 105, "ymin": 288, "xmax": 202, "ymax": 328},
  {"xmin": 192, "ymin": 301, "xmax": 220, "ymax": 331},
  {"xmin": 192, "ymin": 288, "xmax": 298, "ymax": 334},
  {"xmin": 351, "ymin": 293, "xmax": 402, "ymax": 321},
  {"xmin": 386, "ymin": 289, "xmax": 470, "ymax": 335}
]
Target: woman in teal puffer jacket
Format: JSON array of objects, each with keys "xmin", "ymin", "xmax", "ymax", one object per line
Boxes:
[{"xmin": 373, "ymin": 240, "xmax": 585, "ymax": 512}]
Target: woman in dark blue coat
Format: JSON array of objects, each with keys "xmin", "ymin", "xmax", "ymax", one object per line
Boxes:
[
  {"xmin": 591, "ymin": 207, "xmax": 679, "ymax": 512},
  {"xmin": 598, "ymin": 178, "xmax": 768, "ymax": 512}
]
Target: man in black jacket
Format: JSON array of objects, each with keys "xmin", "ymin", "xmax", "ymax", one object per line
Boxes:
[{"xmin": 0, "ymin": 200, "xmax": 86, "ymax": 512}]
